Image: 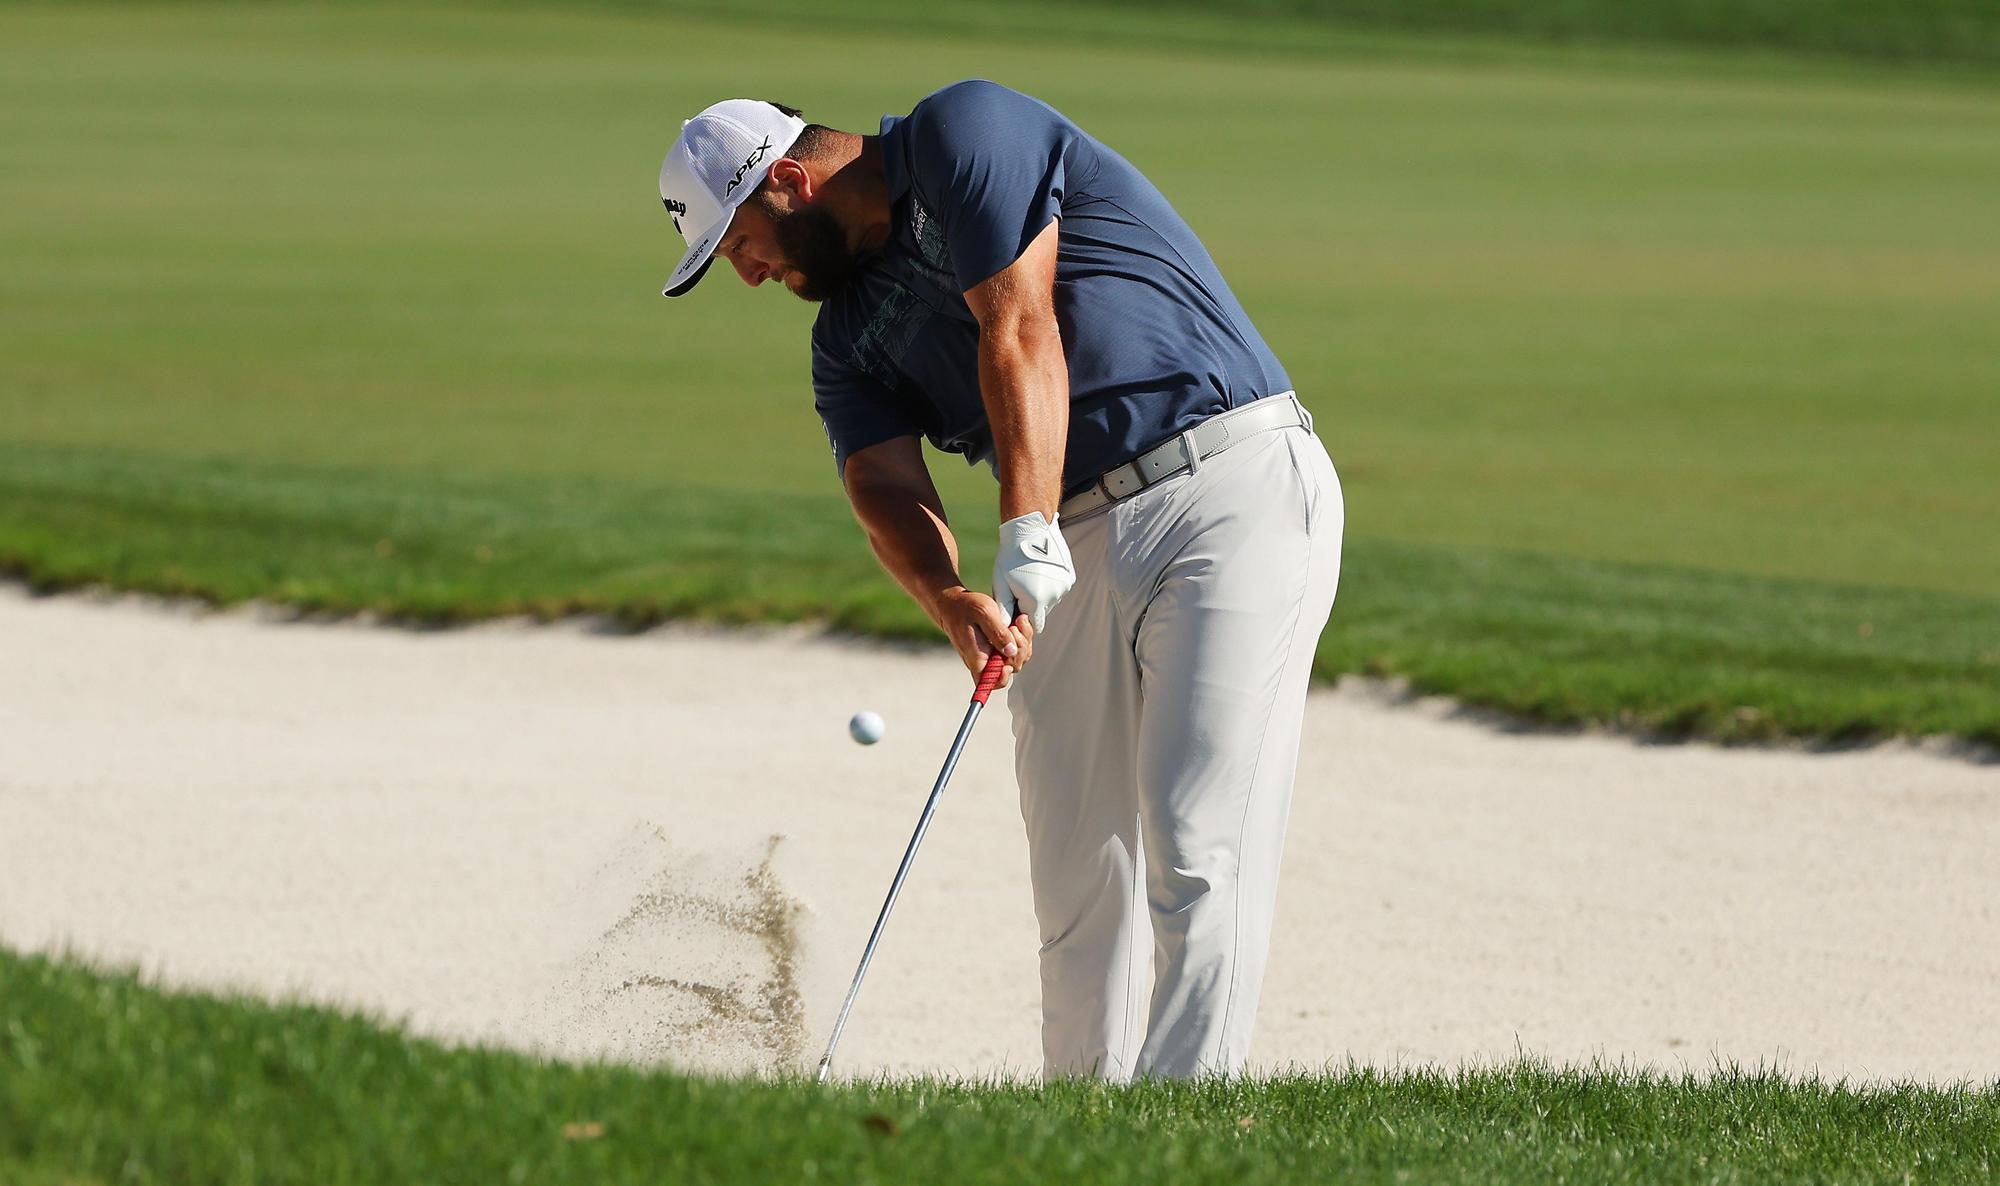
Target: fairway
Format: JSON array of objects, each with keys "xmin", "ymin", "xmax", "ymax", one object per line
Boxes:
[{"xmin": 3, "ymin": 3, "xmax": 1999, "ymax": 740}]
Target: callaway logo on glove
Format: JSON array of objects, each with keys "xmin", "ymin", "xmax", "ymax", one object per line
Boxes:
[{"xmin": 993, "ymin": 511, "xmax": 1076, "ymax": 634}]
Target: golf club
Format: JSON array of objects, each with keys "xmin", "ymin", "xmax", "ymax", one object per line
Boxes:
[{"xmin": 814, "ymin": 649, "xmax": 1009, "ymax": 1083}]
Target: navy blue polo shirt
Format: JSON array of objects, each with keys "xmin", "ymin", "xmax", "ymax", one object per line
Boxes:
[{"xmin": 810, "ymin": 80, "xmax": 1292, "ymax": 497}]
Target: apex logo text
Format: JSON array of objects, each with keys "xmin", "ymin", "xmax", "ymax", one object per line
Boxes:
[{"xmin": 723, "ymin": 137, "xmax": 774, "ymax": 197}]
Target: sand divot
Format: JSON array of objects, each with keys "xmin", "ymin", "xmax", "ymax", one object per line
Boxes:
[{"xmin": 520, "ymin": 827, "xmax": 811, "ymax": 1075}]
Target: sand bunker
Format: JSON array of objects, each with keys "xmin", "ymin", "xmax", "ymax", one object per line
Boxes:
[
  {"xmin": 521, "ymin": 829, "xmax": 808, "ymax": 1073},
  {"xmin": 0, "ymin": 586, "xmax": 1994, "ymax": 1083}
]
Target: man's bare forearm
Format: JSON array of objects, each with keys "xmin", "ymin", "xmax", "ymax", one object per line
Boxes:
[
  {"xmin": 978, "ymin": 323, "xmax": 1069, "ymax": 522},
  {"xmin": 848, "ymin": 480, "xmax": 969, "ymax": 627},
  {"xmin": 964, "ymin": 220, "xmax": 1069, "ymax": 522}
]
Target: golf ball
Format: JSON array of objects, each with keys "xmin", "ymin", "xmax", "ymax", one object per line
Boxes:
[{"xmin": 848, "ymin": 710, "xmax": 886, "ymax": 746}]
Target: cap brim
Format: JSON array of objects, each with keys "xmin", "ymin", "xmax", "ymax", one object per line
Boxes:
[{"xmin": 662, "ymin": 209, "xmax": 734, "ymax": 298}]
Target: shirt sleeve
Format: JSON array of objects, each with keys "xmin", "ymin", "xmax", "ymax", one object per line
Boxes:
[
  {"xmin": 812, "ymin": 336, "xmax": 920, "ymax": 477},
  {"xmin": 903, "ymin": 80, "xmax": 1068, "ymax": 293}
]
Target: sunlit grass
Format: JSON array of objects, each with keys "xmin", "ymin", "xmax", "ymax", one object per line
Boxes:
[{"xmin": 5, "ymin": 947, "xmax": 1996, "ymax": 1186}]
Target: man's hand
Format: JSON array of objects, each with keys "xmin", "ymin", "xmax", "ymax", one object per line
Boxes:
[
  {"xmin": 992, "ymin": 511, "xmax": 1074, "ymax": 634},
  {"xmin": 841, "ymin": 437, "xmax": 1045, "ymax": 692},
  {"xmin": 935, "ymin": 586, "xmax": 1032, "ymax": 689}
]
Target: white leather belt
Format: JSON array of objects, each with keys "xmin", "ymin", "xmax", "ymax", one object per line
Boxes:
[{"xmin": 1059, "ymin": 392, "xmax": 1313, "ymax": 521}]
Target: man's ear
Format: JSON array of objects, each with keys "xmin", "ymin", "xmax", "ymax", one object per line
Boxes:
[{"xmin": 764, "ymin": 158, "xmax": 815, "ymax": 204}]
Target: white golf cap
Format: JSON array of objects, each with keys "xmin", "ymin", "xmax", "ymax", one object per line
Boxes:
[{"xmin": 660, "ymin": 100, "xmax": 807, "ymax": 298}]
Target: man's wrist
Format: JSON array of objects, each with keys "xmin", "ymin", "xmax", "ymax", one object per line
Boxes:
[
  {"xmin": 999, "ymin": 486, "xmax": 1060, "ymax": 522},
  {"xmin": 921, "ymin": 581, "xmax": 973, "ymax": 628}
]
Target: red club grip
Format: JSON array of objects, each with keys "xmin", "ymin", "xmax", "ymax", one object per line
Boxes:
[{"xmin": 971, "ymin": 651, "xmax": 1008, "ymax": 705}]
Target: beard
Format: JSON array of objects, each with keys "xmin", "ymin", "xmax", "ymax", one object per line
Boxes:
[{"xmin": 768, "ymin": 198, "xmax": 861, "ymax": 302}]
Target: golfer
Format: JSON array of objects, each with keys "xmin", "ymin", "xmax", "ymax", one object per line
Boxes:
[{"xmin": 658, "ymin": 80, "xmax": 1342, "ymax": 1079}]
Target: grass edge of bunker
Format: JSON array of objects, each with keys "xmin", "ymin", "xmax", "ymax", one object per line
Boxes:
[{"xmin": 5, "ymin": 946, "xmax": 1999, "ymax": 1186}]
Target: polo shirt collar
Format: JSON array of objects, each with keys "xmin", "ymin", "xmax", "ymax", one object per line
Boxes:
[{"xmin": 878, "ymin": 114, "xmax": 912, "ymax": 202}]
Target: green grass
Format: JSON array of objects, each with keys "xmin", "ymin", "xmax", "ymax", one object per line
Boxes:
[
  {"xmin": 7, "ymin": 442, "xmax": 1998, "ymax": 745},
  {"xmin": 2, "ymin": 2, "xmax": 1998, "ymax": 743},
  {"xmin": 5, "ymin": 946, "xmax": 1997, "ymax": 1185},
  {"xmin": 1086, "ymin": 0, "xmax": 2000, "ymax": 64},
  {"xmin": 671, "ymin": 0, "xmax": 2000, "ymax": 69}
]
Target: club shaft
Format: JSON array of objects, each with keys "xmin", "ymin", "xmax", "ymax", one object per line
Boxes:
[{"xmin": 814, "ymin": 694, "xmax": 988, "ymax": 1083}]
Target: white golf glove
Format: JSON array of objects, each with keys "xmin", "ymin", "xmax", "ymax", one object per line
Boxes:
[{"xmin": 992, "ymin": 511, "xmax": 1075, "ymax": 635}]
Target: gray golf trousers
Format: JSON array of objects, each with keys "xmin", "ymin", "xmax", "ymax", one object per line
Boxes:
[{"xmin": 1008, "ymin": 417, "xmax": 1342, "ymax": 1079}]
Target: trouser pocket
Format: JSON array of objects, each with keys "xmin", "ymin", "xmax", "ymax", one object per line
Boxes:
[{"xmin": 1282, "ymin": 429, "xmax": 1318, "ymax": 536}]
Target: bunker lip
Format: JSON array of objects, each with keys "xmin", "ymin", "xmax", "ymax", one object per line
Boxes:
[{"xmin": 1, "ymin": 585, "xmax": 1995, "ymax": 1084}]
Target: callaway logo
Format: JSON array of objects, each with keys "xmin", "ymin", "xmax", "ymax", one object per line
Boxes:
[
  {"xmin": 723, "ymin": 137, "xmax": 774, "ymax": 197},
  {"xmin": 1027, "ymin": 539, "xmax": 1051, "ymax": 559},
  {"xmin": 664, "ymin": 197, "xmax": 688, "ymax": 232}
]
